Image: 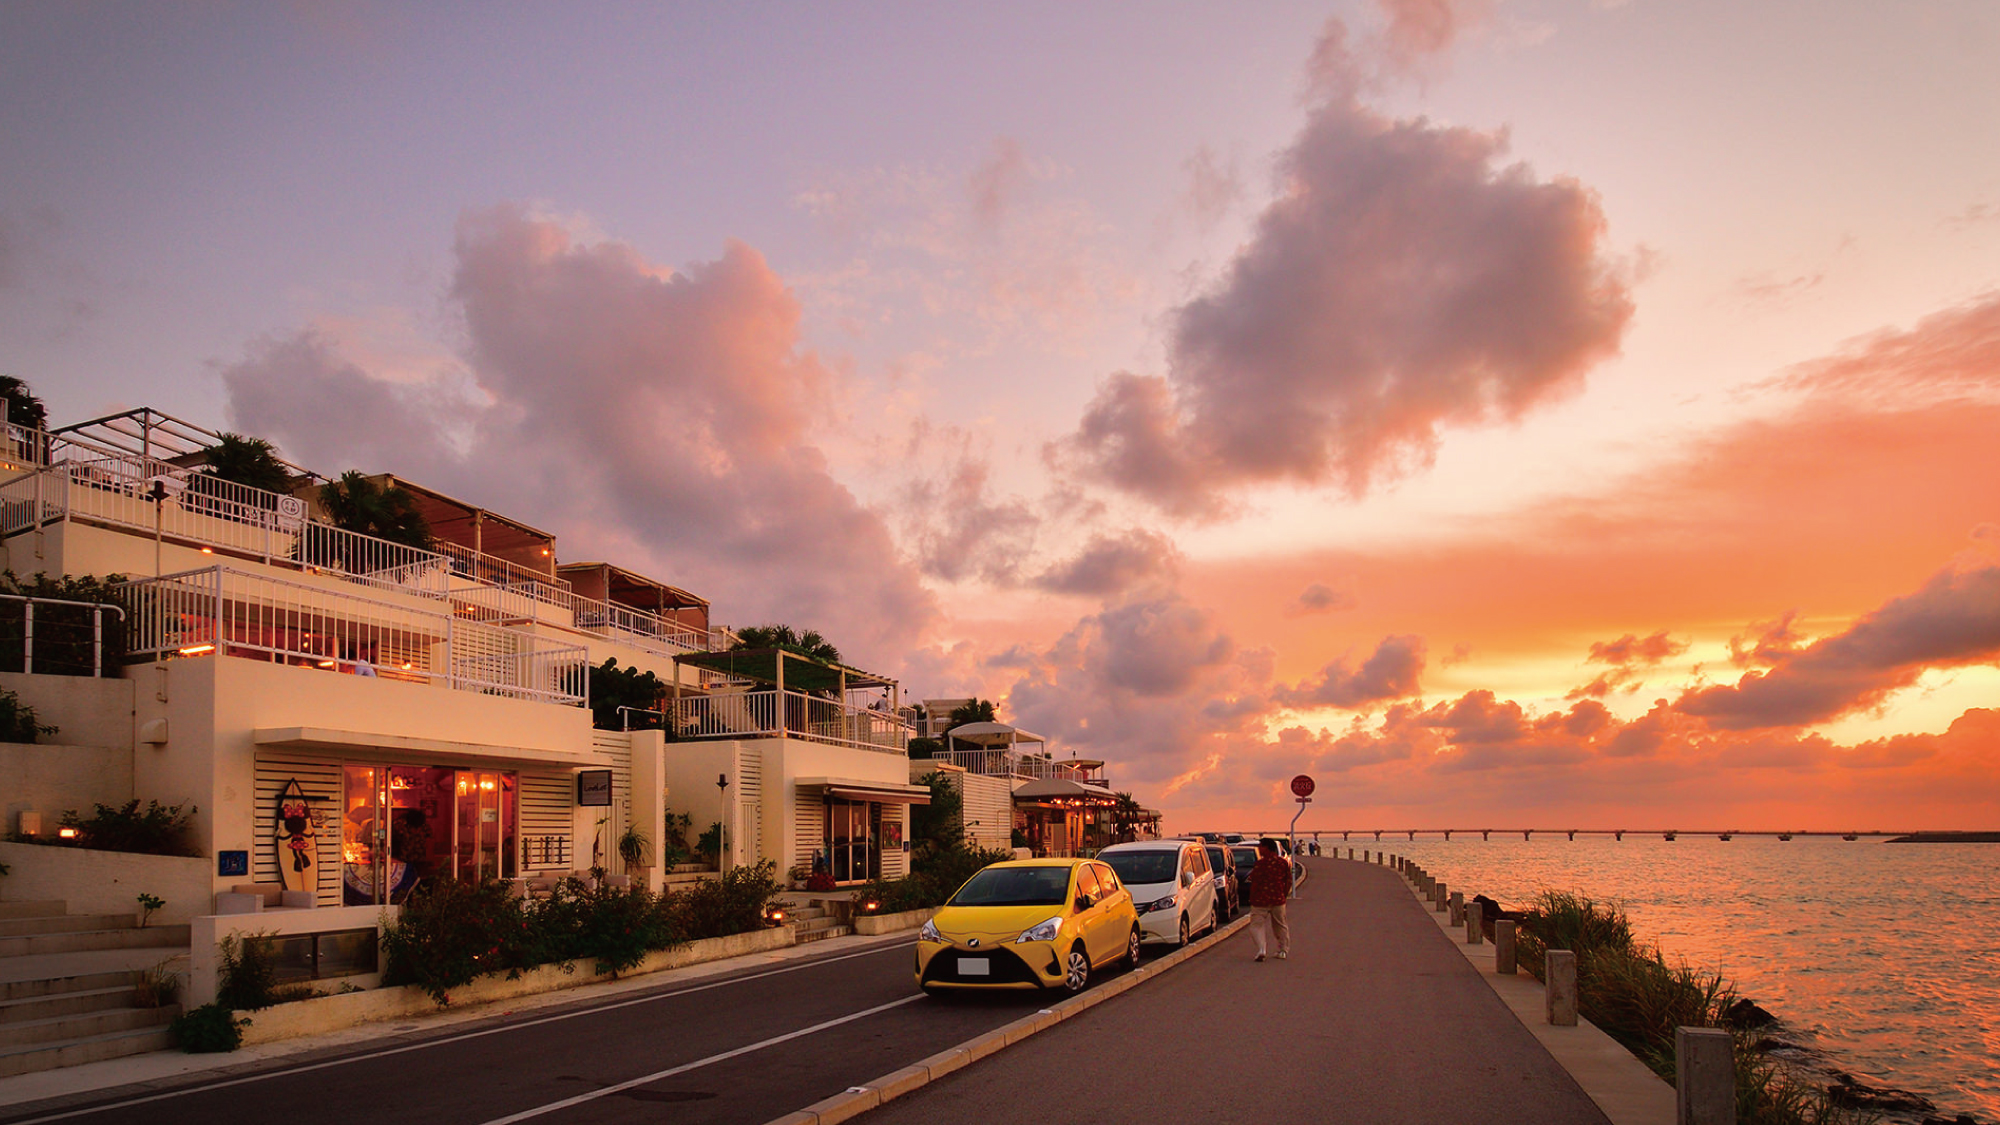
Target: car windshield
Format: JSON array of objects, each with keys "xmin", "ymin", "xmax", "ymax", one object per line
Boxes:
[
  {"xmin": 949, "ymin": 866, "xmax": 1073, "ymax": 907},
  {"xmin": 1230, "ymin": 848, "xmax": 1259, "ymax": 865},
  {"xmin": 1102, "ymin": 851, "xmax": 1179, "ymax": 886}
]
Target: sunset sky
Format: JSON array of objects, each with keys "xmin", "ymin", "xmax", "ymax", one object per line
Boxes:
[{"xmin": 6, "ymin": 1, "xmax": 1998, "ymax": 831}]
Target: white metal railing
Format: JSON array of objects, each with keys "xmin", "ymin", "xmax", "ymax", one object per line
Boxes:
[
  {"xmin": 937, "ymin": 748, "xmax": 1109, "ymax": 786},
  {"xmin": 670, "ymin": 689, "xmax": 909, "ymax": 753},
  {"xmin": 0, "ymin": 592, "xmax": 126, "ymax": 677},
  {"xmin": 0, "ymin": 431, "xmax": 726, "ymax": 656},
  {"xmin": 5, "ymin": 455, "xmax": 454, "ymax": 596},
  {"xmin": 0, "ymin": 425, "xmax": 51, "ymax": 472},
  {"xmin": 119, "ymin": 566, "xmax": 587, "ymax": 707}
]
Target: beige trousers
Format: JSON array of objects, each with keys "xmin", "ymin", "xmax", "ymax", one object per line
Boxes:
[{"xmin": 1249, "ymin": 904, "xmax": 1289, "ymax": 955}]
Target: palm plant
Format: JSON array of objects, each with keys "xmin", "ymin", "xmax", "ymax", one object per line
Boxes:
[
  {"xmin": 319, "ymin": 471, "xmax": 432, "ymax": 550},
  {"xmin": 731, "ymin": 624, "xmax": 841, "ymax": 664},
  {"xmin": 945, "ymin": 699, "xmax": 997, "ymax": 729},
  {"xmin": 0, "ymin": 377, "xmax": 47, "ymax": 430},
  {"xmin": 200, "ymin": 433, "xmax": 291, "ymax": 495}
]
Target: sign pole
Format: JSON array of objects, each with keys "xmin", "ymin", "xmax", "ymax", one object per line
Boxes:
[{"xmin": 1287, "ymin": 774, "xmax": 1316, "ymax": 899}]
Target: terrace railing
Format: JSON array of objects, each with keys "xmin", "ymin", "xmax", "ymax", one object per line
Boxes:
[
  {"xmin": 0, "ymin": 593, "xmax": 126, "ymax": 677},
  {"xmin": 120, "ymin": 566, "xmax": 588, "ymax": 707},
  {"xmin": 670, "ymin": 689, "xmax": 909, "ymax": 754},
  {"xmin": 2, "ymin": 434, "xmax": 721, "ymax": 655}
]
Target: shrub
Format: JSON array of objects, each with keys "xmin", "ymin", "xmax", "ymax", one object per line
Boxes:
[
  {"xmin": 132, "ymin": 960, "xmax": 181, "ymax": 1009},
  {"xmin": 215, "ymin": 933, "xmax": 280, "ymax": 1011},
  {"xmin": 53, "ymin": 799, "xmax": 200, "ymax": 856},
  {"xmin": 171, "ymin": 1003, "xmax": 249, "ymax": 1052},
  {"xmin": 0, "ymin": 687, "xmax": 54, "ymax": 743},
  {"xmin": 380, "ymin": 877, "xmax": 535, "ymax": 1006},
  {"xmin": 854, "ymin": 845, "xmax": 1011, "ymax": 913},
  {"xmin": 1513, "ymin": 889, "xmax": 1868, "ymax": 1125},
  {"xmin": 676, "ymin": 860, "xmax": 781, "ymax": 940}
]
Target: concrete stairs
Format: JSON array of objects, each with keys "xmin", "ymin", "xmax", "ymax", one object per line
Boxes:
[
  {"xmin": 662, "ymin": 862, "xmax": 719, "ymax": 891},
  {"xmin": 0, "ymin": 901, "xmax": 188, "ymax": 1078},
  {"xmin": 782, "ymin": 902, "xmax": 850, "ymax": 945}
]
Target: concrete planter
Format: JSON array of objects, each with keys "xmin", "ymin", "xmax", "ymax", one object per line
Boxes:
[
  {"xmin": 853, "ymin": 907, "xmax": 936, "ymax": 936},
  {"xmin": 238, "ymin": 924, "xmax": 795, "ymax": 1046}
]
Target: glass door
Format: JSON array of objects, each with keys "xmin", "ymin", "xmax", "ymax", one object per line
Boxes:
[
  {"xmin": 455, "ymin": 771, "xmax": 517, "ymax": 882},
  {"xmin": 826, "ymin": 799, "xmax": 876, "ymax": 883}
]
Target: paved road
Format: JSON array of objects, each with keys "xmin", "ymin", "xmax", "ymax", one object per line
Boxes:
[
  {"xmin": 859, "ymin": 857, "xmax": 1613, "ymax": 1125},
  {"xmin": 0, "ymin": 935, "xmax": 1139, "ymax": 1125}
]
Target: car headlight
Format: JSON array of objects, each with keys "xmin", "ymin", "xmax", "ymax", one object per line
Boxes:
[
  {"xmin": 1142, "ymin": 896, "xmax": 1178, "ymax": 914},
  {"xmin": 919, "ymin": 919, "xmax": 941, "ymax": 943},
  {"xmin": 1015, "ymin": 916, "xmax": 1064, "ymax": 944}
]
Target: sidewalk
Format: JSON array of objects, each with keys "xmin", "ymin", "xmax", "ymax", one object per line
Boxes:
[{"xmin": 857, "ymin": 857, "xmax": 1613, "ymax": 1125}]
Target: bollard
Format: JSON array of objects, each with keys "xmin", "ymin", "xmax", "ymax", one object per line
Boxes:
[
  {"xmin": 1466, "ymin": 900, "xmax": 1483, "ymax": 945},
  {"xmin": 1494, "ymin": 919, "xmax": 1516, "ymax": 974},
  {"xmin": 1448, "ymin": 890, "xmax": 1464, "ymax": 926},
  {"xmin": 1347, "ymin": 848, "xmax": 1354, "ymax": 860},
  {"xmin": 1675, "ymin": 1026, "xmax": 1736, "ymax": 1125},
  {"xmin": 1434, "ymin": 881, "xmax": 1448, "ymax": 912},
  {"xmin": 1545, "ymin": 950, "xmax": 1578, "ymax": 1026}
]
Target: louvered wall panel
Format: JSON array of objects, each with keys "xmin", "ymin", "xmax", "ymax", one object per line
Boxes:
[
  {"xmin": 734, "ymin": 744, "xmax": 763, "ymax": 867},
  {"xmin": 519, "ymin": 771, "xmax": 574, "ymax": 873},
  {"xmin": 794, "ymin": 793, "xmax": 824, "ymax": 879},
  {"xmin": 957, "ymin": 773, "xmax": 1014, "ymax": 853},
  {"xmin": 253, "ymin": 755, "xmax": 343, "ymax": 907}
]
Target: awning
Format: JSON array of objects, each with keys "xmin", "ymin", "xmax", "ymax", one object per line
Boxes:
[
  {"xmin": 1012, "ymin": 778, "xmax": 1120, "ymax": 803},
  {"xmin": 254, "ymin": 726, "xmax": 611, "ymax": 769},
  {"xmin": 798, "ymin": 777, "xmax": 932, "ymax": 805}
]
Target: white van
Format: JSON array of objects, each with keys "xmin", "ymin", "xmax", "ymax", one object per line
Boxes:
[{"xmin": 1098, "ymin": 839, "xmax": 1218, "ymax": 947}]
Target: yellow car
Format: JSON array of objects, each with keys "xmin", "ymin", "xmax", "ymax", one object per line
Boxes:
[{"xmin": 915, "ymin": 858, "xmax": 1142, "ymax": 994}]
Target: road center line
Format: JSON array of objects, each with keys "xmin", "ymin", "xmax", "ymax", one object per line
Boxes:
[
  {"xmin": 473, "ymin": 994, "xmax": 927, "ymax": 1125},
  {"xmin": 3, "ymin": 941, "xmax": 915, "ymax": 1125}
]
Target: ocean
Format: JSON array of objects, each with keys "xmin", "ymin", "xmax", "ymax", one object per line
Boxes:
[{"xmin": 1309, "ymin": 834, "xmax": 1999, "ymax": 1121}]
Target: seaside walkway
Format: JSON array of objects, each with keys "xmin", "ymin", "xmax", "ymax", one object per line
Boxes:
[{"xmin": 858, "ymin": 856, "xmax": 1613, "ymax": 1125}]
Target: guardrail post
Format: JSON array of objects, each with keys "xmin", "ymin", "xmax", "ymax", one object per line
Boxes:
[
  {"xmin": 1495, "ymin": 919, "xmax": 1516, "ymax": 974},
  {"xmin": 1675, "ymin": 1027, "xmax": 1735, "ymax": 1125},
  {"xmin": 1466, "ymin": 900, "xmax": 1483, "ymax": 945},
  {"xmin": 1448, "ymin": 890, "xmax": 1464, "ymax": 925},
  {"xmin": 1545, "ymin": 950, "xmax": 1578, "ymax": 1026}
]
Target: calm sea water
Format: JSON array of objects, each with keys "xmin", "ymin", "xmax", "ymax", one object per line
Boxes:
[{"xmin": 1317, "ymin": 835, "xmax": 1999, "ymax": 1120}]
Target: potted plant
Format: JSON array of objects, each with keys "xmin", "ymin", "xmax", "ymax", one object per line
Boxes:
[{"xmin": 617, "ymin": 823, "xmax": 650, "ymax": 883}]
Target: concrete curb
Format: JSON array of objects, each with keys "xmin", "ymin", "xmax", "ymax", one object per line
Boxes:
[{"xmin": 764, "ymin": 913, "xmax": 1253, "ymax": 1125}]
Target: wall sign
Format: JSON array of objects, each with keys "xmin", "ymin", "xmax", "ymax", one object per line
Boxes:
[
  {"xmin": 576, "ymin": 769, "xmax": 613, "ymax": 807},
  {"xmin": 218, "ymin": 850, "xmax": 249, "ymax": 878}
]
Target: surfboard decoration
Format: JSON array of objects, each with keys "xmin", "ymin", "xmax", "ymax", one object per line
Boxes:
[{"xmin": 276, "ymin": 779, "xmax": 320, "ymax": 893}]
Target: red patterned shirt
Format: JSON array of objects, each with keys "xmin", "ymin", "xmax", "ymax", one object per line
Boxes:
[{"xmin": 1248, "ymin": 854, "xmax": 1292, "ymax": 908}]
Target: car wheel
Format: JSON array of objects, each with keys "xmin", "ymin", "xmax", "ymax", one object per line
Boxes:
[
  {"xmin": 1124, "ymin": 927, "xmax": 1142, "ymax": 971},
  {"xmin": 1177, "ymin": 913, "xmax": 1190, "ymax": 947},
  {"xmin": 1063, "ymin": 943, "xmax": 1091, "ymax": 993}
]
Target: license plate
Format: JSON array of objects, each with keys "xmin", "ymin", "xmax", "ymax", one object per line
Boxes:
[{"xmin": 957, "ymin": 956, "xmax": 990, "ymax": 976}]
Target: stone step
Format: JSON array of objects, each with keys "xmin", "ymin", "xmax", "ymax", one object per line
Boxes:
[
  {"xmin": 0, "ymin": 925, "xmax": 190, "ymax": 959},
  {"xmin": 788, "ymin": 906, "xmax": 827, "ymax": 922},
  {"xmin": 0, "ymin": 902, "xmax": 67, "ymax": 921},
  {"xmin": 0, "ymin": 986, "xmax": 140, "ymax": 1024},
  {"xmin": 666, "ymin": 863, "xmax": 715, "ymax": 875},
  {"xmin": 0, "ymin": 971, "xmax": 141, "ymax": 1003},
  {"xmin": 0, "ymin": 914, "xmax": 137, "ymax": 939},
  {"xmin": 0, "ymin": 1025, "xmax": 176, "ymax": 1080},
  {"xmin": 793, "ymin": 924, "xmax": 850, "ymax": 945},
  {"xmin": 0, "ymin": 1004, "xmax": 177, "ymax": 1049}
]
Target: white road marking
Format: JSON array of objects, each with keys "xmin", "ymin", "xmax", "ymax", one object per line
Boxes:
[
  {"xmin": 4, "ymin": 941, "xmax": 916, "ymax": 1125},
  {"xmin": 472, "ymin": 994, "xmax": 926, "ymax": 1125}
]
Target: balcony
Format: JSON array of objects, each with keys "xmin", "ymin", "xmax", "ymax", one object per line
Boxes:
[
  {"xmin": 120, "ymin": 565, "xmax": 588, "ymax": 707},
  {"xmin": 934, "ymin": 748, "xmax": 1111, "ymax": 789},
  {"xmin": 2, "ymin": 430, "xmax": 723, "ymax": 657},
  {"xmin": 668, "ymin": 689, "xmax": 910, "ymax": 754}
]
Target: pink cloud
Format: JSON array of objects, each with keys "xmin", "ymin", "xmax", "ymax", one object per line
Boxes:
[
  {"xmin": 225, "ymin": 204, "xmax": 935, "ymax": 664},
  {"xmin": 1275, "ymin": 633, "xmax": 1426, "ymax": 708},
  {"xmin": 1060, "ymin": 18, "xmax": 1631, "ymax": 515},
  {"xmin": 1678, "ymin": 563, "xmax": 2000, "ymax": 730}
]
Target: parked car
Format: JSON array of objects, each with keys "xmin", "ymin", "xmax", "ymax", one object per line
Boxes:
[
  {"xmin": 1204, "ymin": 844, "xmax": 1239, "ymax": 921},
  {"xmin": 1099, "ymin": 839, "xmax": 1217, "ymax": 947},
  {"xmin": 1228, "ymin": 843, "xmax": 1260, "ymax": 899},
  {"xmin": 915, "ymin": 858, "xmax": 1141, "ymax": 995}
]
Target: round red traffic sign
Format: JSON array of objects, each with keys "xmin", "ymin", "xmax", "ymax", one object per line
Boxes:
[{"xmin": 1290, "ymin": 774, "xmax": 1316, "ymax": 798}]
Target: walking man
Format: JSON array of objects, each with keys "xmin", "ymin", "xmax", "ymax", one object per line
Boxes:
[{"xmin": 1247, "ymin": 836, "xmax": 1292, "ymax": 962}]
